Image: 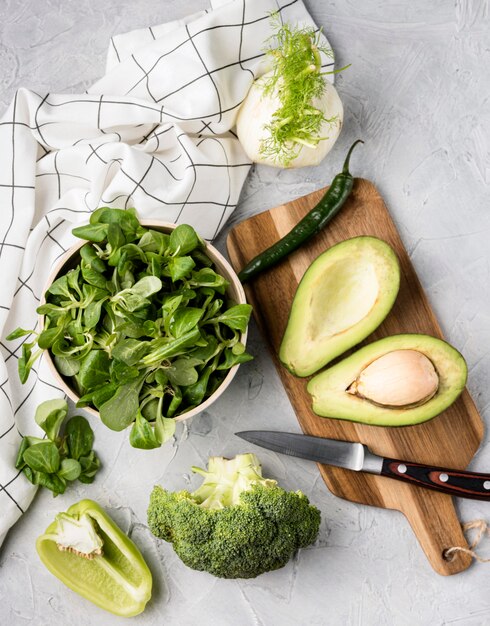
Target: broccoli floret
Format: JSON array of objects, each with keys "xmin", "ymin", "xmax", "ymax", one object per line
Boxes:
[{"xmin": 147, "ymin": 453, "xmax": 320, "ymax": 579}]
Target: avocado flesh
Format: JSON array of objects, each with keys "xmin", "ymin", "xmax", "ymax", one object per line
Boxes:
[
  {"xmin": 307, "ymin": 334, "xmax": 468, "ymax": 427},
  {"xmin": 279, "ymin": 237, "xmax": 400, "ymax": 377}
]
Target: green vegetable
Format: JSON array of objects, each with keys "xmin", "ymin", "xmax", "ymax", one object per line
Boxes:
[
  {"xmin": 16, "ymin": 399, "xmax": 100, "ymax": 495},
  {"xmin": 260, "ymin": 17, "xmax": 341, "ymax": 164},
  {"xmin": 58, "ymin": 458, "xmax": 82, "ymax": 481},
  {"xmin": 65, "ymin": 414, "xmax": 95, "ymax": 460},
  {"xmin": 236, "ymin": 16, "xmax": 349, "ymax": 168},
  {"xmin": 37, "ymin": 499, "xmax": 152, "ymax": 617},
  {"xmin": 238, "ymin": 140, "xmax": 363, "ymax": 283},
  {"xmin": 8, "ymin": 209, "xmax": 253, "ymax": 449},
  {"xmin": 34, "ymin": 397, "xmax": 67, "ymax": 440},
  {"xmin": 279, "ymin": 236, "xmax": 400, "ymax": 376},
  {"xmin": 147, "ymin": 453, "xmax": 321, "ymax": 579},
  {"xmin": 23, "ymin": 441, "xmax": 60, "ymax": 474},
  {"xmin": 308, "ymin": 334, "xmax": 468, "ymax": 426}
]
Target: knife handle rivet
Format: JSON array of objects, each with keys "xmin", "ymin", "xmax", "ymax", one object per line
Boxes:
[
  {"xmin": 398, "ymin": 464, "xmax": 407, "ymax": 474},
  {"xmin": 484, "ymin": 481, "xmax": 490, "ymax": 490},
  {"xmin": 440, "ymin": 473, "xmax": 449, "ymax": 483}
]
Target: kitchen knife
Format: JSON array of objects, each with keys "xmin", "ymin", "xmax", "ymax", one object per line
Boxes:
[{"xmin": 236, "ymin": 430, "xmax": 490, "ymax": 501}]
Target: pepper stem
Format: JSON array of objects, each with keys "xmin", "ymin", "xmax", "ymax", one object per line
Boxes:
[{"xmin": 342, "ymin": 139, "xmax": 364, "ymax": 175}]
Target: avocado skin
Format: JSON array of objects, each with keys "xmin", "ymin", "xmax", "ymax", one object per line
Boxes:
[
  {"xmin": 279, "ymin": 236, "xmax": 400, "ymax": 377},
  {"xmin": 307, "ymin": 334, "xmax": 468, "ymax": 427}
]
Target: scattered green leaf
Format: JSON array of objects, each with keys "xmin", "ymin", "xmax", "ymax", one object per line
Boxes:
[
  {"xmin": 35, "ymin": 399, "xmax": 68, "ymax": 441},
  {"xmin": 16, "ymin": 398, "xmax": 100, "ymax": 495},
  {"xmin": 23, "ymin": 441, "xmax": 61, "ymax": 474},
  {"xmin": 65, "ymin": 415, "xmax": 94, "ymax": 461}
]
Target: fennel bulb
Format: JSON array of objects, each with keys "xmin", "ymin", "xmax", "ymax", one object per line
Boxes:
[{"xmin": 236, "ymin": 19, "xmax": 346, "ymax": 168}]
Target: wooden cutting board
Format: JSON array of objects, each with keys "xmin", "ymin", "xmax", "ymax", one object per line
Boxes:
[{"xmin": 227, "ymin": 178, "xmax": 484, "ymax": 576}]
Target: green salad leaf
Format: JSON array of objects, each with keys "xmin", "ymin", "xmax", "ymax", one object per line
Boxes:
[
  {"xmin": 23, "ymin": 441, "xmax": 61, "ymax": 474},
  {"xmin": 34, "ymin": 398, "xmax": 68, "ymax": 441},
  {"xmin": 58, "ymin": 458, "xmax": 82, "ymax": 481},
  {"xmin": 15, "ymin": 399, "xmax": 101, "ymax": 496},
  {"xmin": 8, "ymin": 209, "xmax": 253, "ymax": 449},
  {"xmin": 65, "ymin": 415, "xmax": 94, "ymax": 460}
]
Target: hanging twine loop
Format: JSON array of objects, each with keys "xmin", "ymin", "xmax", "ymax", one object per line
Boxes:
[{"xmin": 444, "ymin": 520, "xmax": 490, "ymax": 563}]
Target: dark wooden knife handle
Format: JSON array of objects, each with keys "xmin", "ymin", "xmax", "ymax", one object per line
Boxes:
[{"xmin": 381, "ymin": 458, "xmax": 490, "ymax": 501}]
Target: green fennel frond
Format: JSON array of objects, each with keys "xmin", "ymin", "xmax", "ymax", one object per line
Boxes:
[{"xmin": 259, "ymin": 15, "xmax": 341, "ymax": 166}]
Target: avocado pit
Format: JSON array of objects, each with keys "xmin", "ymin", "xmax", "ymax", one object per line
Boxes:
[{"xmin": 346, "ymin": 349, "xmax": 439, "ymax": 409}]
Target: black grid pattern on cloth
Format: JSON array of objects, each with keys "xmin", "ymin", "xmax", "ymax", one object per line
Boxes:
[{"xmin": 0, "ymin": 0, "xmax": 335, "ymax": 533}]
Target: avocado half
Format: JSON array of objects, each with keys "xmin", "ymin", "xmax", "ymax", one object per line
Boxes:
[
  {"xmin": 279, "ymin": 236, "xmax": 400, "ymax": 377},
  {"xmin": 307, "ymin": 334, "xmax": 468, "ymax": 427}
]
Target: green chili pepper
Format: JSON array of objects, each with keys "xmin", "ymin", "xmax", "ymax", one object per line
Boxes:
[
  {"xmin": 36, "ymin": 499, "xmax": 152, "ymax": 617},
  {"xmin": 237, "ymin": 139, "xmax": 364, "ymax": 283}
]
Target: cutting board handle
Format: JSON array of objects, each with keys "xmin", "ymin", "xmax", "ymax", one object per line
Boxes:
[{"xmin": 401, "ymin": 491, "xmax": 472, "ymax": 575}]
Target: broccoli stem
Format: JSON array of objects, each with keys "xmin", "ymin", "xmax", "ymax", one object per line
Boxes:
[{"xmin": 190, "ymin": 454, "xmax": 276, "ymax": 509}]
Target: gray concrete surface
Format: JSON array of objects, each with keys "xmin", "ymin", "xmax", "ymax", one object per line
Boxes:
[{"xmin": 1, "ymin": 1, "xmax": 490, "ymax": 624}]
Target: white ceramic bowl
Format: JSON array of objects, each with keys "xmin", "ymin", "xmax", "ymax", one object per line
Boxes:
[{"xmin": 40, "ymin": 220, "xmax": 248, "ymax": 423}]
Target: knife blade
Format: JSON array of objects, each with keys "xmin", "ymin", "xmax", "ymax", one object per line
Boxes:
[{"xmin": 235, "ymin": 430, "xmax": 490, "ymax": 501}]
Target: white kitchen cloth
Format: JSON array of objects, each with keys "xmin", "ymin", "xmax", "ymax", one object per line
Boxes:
[{"xmin": 0, "ymin": 0, "xmax": 334, "ymax": 545}]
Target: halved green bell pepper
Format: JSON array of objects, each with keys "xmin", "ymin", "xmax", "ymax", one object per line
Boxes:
[{"xmin": 36, "ymin": 499, "xmax": 152, "ymax": 617}]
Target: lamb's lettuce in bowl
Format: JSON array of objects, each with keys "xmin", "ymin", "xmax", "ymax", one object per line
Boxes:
[{"xmin": 8, "ymin": 208, "xmax": 252, "ymax": 449}]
